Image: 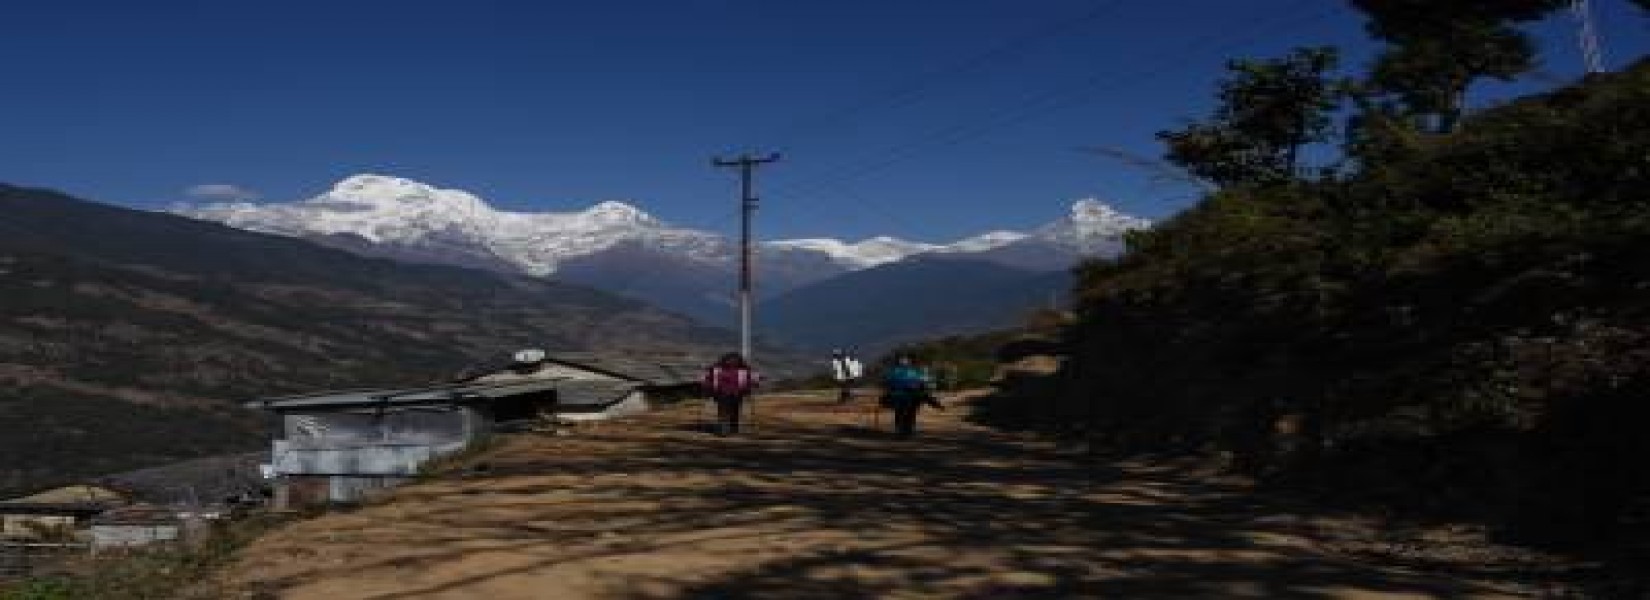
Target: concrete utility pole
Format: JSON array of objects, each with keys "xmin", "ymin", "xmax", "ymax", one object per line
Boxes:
[
  {"xmin": 1572, "ymin": 0, "xmax": 1605, "ymax": 74},
  {"xmin": 712, "ymin": 152, "xmax": 781, "ymax": 362}
]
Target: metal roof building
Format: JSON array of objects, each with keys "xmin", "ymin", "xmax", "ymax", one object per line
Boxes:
[{"xmin": 245, "ymin": 353, "xmax": 708, "ymax": 508}]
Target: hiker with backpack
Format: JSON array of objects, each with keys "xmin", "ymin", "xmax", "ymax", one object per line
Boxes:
[
  {"xmin": 702, "ymin": 352, "xmax": 758, "ymax": 436},
  {"xmin": 881, "ymin": 354, "xmax": 943, "ymax": 439},
  {"xmin": 830, "ymin": 349, "xmax": 864, "ymax": 404}
]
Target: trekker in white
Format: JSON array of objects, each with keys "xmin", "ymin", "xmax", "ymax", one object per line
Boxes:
[{"xmin": 830, "ymin": 349, "xmax": 864, "ymax": 404}]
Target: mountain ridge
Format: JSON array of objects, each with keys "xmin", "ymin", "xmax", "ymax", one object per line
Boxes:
[
  {"xmin": 175, "ymin": 175, "xmax": 1149, "ymax": 322},
  {"xmin": 175, "ymin": 174, "xmax": 1150, "ymax": 275},
  {"xmin": 759, "ymin": 256, "xmax": 1072, "ymax": 353}
]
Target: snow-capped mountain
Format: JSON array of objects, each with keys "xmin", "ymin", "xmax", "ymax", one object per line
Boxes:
[
  {"xmin": 766, "ymin": 236, "xmax": 940, "ymax": 269},
  {"xmin": 175, "ymin": 174, "xmax": 1149, "ymax": 322},
  {"xmin": 1032, "ymin": 198, "xmax": 1152, "ymax": 255},
  {"xmin": 939, "ymin": 230, "xmax": 1030, "ymax": 253},
  {"xmin": 179, "ymin": 174, "xmax": 728, "ymax": 277}
]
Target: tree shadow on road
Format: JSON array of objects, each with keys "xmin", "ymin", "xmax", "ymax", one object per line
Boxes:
[{"xmin": 232, "ymin": 398, "xmax": 1525, "ymax": 599}]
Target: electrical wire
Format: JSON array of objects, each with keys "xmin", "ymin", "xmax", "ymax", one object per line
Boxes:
[
  {"xmin": 752, "ymin": 0, "xmax": 1130, "ymax": 155},
  {"xmin": 769, "ymin": 0, "xmax": 1337, "ymax": 211}
]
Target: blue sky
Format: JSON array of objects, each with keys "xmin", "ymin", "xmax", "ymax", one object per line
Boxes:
[{"xmin": 2, "ymin": 1, "xmax": 1645, "ymax": 242}]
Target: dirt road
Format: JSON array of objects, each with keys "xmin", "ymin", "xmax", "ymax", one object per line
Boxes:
[{"xmin": 221, "ymin": 393, "xmax": 1545, "ymax": 599}]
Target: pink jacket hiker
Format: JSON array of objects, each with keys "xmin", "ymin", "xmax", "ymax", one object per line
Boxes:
[{"xmin": 703, "ymin": 365, "xmax": 757, "ymax": 397}]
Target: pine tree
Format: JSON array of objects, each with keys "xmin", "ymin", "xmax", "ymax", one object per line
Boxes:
[
  {"xmin": 1158, "ymin": 47, "xmax": 1343, "ymax": 188},
  {"xmin": 1350, "ymin": 0, "xmax": 1566, "ymax": 132}
]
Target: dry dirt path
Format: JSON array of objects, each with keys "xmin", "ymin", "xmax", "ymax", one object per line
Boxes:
[{"xmin": 220, "ymin": 393, "xmax": 1543, "ymax": 599}]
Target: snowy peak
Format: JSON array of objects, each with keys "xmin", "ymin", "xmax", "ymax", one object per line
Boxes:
[
  {"xmin": 767, "ymin": 198, "xmax": 1148, "ymax": 268},
  {"xmin": 176, "ymin": 176, "xmax": 1150, "ymax": 284},
  {"xmin": 855, "ymin": 236, "xmax": 941, "ymax": 261},
  {"xmin": 580, "ymin": 200, "xmax": 657, "ymax": 225},
  {"xmin": 320, "ymin": 174, "xmax": 484, "ymax": 212},
  {"xmin": 174, "ymin": 179, "xmax": 1153, "ymax": 330},
  {"xmin": 765, "ymin": 236, "xmax": 938, "ymax": 269},
  {"xmin": 331, "ymin": 173, "xmax": 430, "ymax": 198},
  {"xmin": 939, "ymin": 230, "xmax": 1029, "ymax": 253},
  {"xmin": 205, "ymin": 174, "xmax": 495, "ymax": 245},
  {"xmin": 174, "ymin": 174, "xmax": 705, "ymax": 275},
  {"xmin": 1030, "ymin": 198, "xmax": 1150, "ymax": 254},
  {"xmin": 1070, "ymin": 198, "xmax": 1116, "ymax": 220},
  {"xmin": 1059, "ymin": 198, "xmax": 1150, "ymax": 230},
  {"xmin": 1063, "ymin": 198, "xmax": 1149, "ymax": 232}
]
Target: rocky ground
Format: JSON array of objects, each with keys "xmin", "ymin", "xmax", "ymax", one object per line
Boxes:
[{"xmin": 213, "ymin": 392, "xmax": 1589, "ymax": 599}]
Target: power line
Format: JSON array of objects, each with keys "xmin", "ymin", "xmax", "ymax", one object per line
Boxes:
[
  {"xmin": 754, "ymin": 1, "xmax": 1129, "ymax": 154},
  {"xmin": 786, "ymin": 0, "xmax": 1333, "ymax": 194},
  {"xmin": 766, "ymin": 0, "xmax": 1336, "ymax": 216}
]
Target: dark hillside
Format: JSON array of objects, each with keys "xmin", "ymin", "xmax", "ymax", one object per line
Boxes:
[
  {"xmin": 981, "ymin": 61, "xmax": 1650, "ymax": 558},
  {"xmin": 0, "ymin": 184, "xmax": 735, "ymax": 497},
  {"xmin": 759, "ymin": 257, "xmax": 1069, "ymax": 353}
]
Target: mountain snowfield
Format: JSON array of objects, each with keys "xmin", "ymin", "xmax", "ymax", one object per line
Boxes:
[
  {"xmin": 176, "ymin": 174, "xmax": 1150, "ymax": 276},
  {"xmin": 765, "ymin": 236, "xmax": 940, "ymax": 269},
  {"xmin": 179, "ymin": 175, "xmax": 730, "ymax": 277}
]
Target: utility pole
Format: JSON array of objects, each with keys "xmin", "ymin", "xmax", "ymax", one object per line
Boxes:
[
  {"xmin": 1572, "ymin": 0, "xmax": 1605, "ymax": 74},
  {"xmin": 712, "ymin": 152, "xmax": 780, "ymax": 363}
]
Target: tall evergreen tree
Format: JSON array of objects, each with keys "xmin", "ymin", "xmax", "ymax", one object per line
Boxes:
[
  {"xmin": 1350, "ymin": 0, "xmax": 1566, "ymax": 132},
  {"xmin": 1158, "ymin": 47, "xmax": 1343, "ymax": 188}
]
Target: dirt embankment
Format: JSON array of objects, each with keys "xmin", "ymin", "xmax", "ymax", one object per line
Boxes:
[{"xmin": 216, "ymin": 393, "xmax": 1575, "ymax": 599}]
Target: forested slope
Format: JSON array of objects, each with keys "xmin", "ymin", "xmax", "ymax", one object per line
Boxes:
[{"xmin": 980, "ymin": 5, "xmax": 1648, "ymax": 552}]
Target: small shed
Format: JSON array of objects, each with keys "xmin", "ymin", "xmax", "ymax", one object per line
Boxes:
[
  {"xmin": 0, "ymin": 485, "xmax": 126, "ymax": 540},
  {"xmin": 249, "ymin": 385, "xmax": 500, "ymax": 509},
  {"xmin": 88, "ymin": 505, "xmax": 182, "ymax": 549},
  {"xmin": 244, "ymin": 352, "xmax": 709, "ymax": 508}
]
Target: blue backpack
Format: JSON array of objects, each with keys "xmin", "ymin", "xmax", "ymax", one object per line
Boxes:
[{"xmin": 885, "ymin": 365, "xmax": 927, "ymax": 393}]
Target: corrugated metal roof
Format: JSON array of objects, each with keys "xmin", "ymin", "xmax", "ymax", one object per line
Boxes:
[
  {"xmin": 387, "ymin": 379, "xmax": 561, "ymax": 402},
  {"xmin": 252, "ymin": 387, "xmax": 407, "ymax": 403},
  {"xmin": 554, "ymin": 380, "xmax": 639, "ymax": 407},
  {"xmin": 247, "ymin": 378, "xmax": 639, "ymax": 412},
  {"xmin": 0, "ymin": 503, "xmax": 111, "ymax": 516},
  {"xmin": 243, "ymin": 352, "xmax": 700, "ymax": 412},
  {"xmin": 246, "ymin": 389, "xmax": 402, "ymax": 410},
  {"xmin": 545, "ymin": 353, "xmax": 706, "ymax": 385},
  {"xmin": 246, "ymin": 379, "xmax": 566, "ymax": 411},
  {"xmin": 90, "ymin": 505, "xmax": 178, "ymax": 526},
  {"xmin": 2, "ymin": 485, "xmax": 124, "ymax": 506}
]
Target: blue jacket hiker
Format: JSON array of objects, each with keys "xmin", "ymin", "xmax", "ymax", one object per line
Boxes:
[{"xmin": 881, "ymin": 355, "xmax": 943, "ymax": 439}]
